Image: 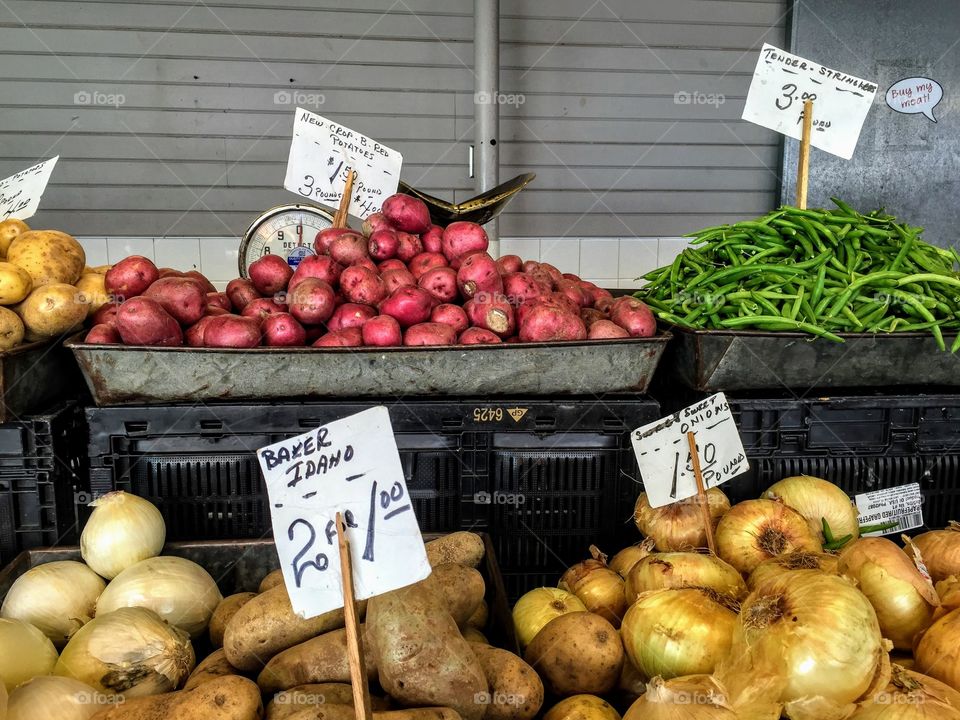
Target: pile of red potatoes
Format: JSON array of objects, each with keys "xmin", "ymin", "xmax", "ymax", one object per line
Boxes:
[{"xmin": 84, "ymin": 194, "xmax": 656, "ymax": 348}]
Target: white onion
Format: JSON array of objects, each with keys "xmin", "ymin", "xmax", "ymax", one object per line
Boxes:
[
  {"xmin": 54, "ymin": 607, "xmax": 194, "ymax": 698},
  {"xmin": 80, "ymin": 492, "xmax": 165, "ymax": 580},
  {"xmin": 1, "ymin": 561, "xmax": 105, "ymax": 648},
  {"xmin": 0, "ymin": 618, "xmax": 58, "ymax": 692},
  {"xmin": 512, "ymin": 588, "xmax": 586, "ymax": 649},
  {"xmin": 96, "ymin": 556, "xmax": 222, "ymax": 638},
  {"xmin": 7, "ymin": 676, "xmax": 105, "ymax": 720},
  {"xmin": 763, "ymin": 475, "xmax": 859, "ymax": 544}
]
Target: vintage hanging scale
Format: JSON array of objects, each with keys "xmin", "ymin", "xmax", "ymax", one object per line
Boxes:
[{"xmin": 237, "ymin": 203, "xmax": 335, "ymax": 277}]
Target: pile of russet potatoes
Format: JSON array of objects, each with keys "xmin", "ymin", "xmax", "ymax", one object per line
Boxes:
[{"xmin": 83, "ymin": 193, "xmax": 657, "ymax": 348}]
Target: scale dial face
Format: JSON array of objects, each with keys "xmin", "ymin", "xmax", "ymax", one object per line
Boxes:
[{"xmin": 239, "ymin": 204, "xmax": 336, "ymax": 277}]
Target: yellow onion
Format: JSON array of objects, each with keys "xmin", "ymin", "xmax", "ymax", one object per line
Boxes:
[
  {"xmin": 618, "ymin": 656, "xmax": 647, "ymax": 699},
  {"xmin": 623, "ymin": 674, "xmax": 782, "ymax": 720},
  {"xmin": 840, "ymin": 538, "xmax": 940, "ymax": 650},
  {"xmin": 935, "ymin": 575, "xmax": 960, "ymax": 620},
  {"xmin": 621, "ymin": 588, "xmax": 738, "ymax": 681},
  {"xmin": 1, "ymin": 561, "xmax": 106, "ymax": 648},
  {"xmin": 7, "ymin": 676, "xmax": 105, "ymax": 720},
  {"xmin": 512, "ymin": 587, "xmax": 586, "ymax": 649},
  {"xmin": 915, "ymin": 607, "xmax": 960, "ymax": 691},
  {"xmin": 80, "ymin": 492, "xmax": 165, "ymax": 580},
  {"xmin": 913, "ymin": 523, "xmax": 960, "ymax": 583},
  {"xmin": 95, "ymin": 556, "xmax": 222, "ymax": 638},
  {"xmin": 715, "ymin": 499, "xmax": 821, "ymax": 574},
  {"xmin": 54, "ymin": 607, "xmax": 194, "ymax": 698},
  {"xmin": 560, "ymin": 559, "xmax": 627, "ymax": 627},
  {"xmin": 634, "ymin": 488, "xmax": 730, "ymax": 552},
  {"xmin": 609, "ymin": 539, "xmax": 655, "ymax": 578},
  {"xmin": 890, "ymin": 654, "xmax": 916, "ymax": 671},
  {"xmin": 1, "ymin": 682, "xmax": 6, "ymax": 719},
  {"xmin": 747, "ymin": 550, "xmax": 841, "ymax": 590},
  {"xmin": 722, "ymin": 570, "xmax": 885, "ymax": 716},
  {"xmin": 544, "ymin": 694, "xmax": 622, "ymax": 720},
  {"xmin": 763, "ymin": 475, "xmax": 859, "ymax": 543},
  {"xmin": 0, "ymin": 618, "xmax": 58, "ymax": 692},
  {"xmin": 625, "ymin": 552, "xmax": 746, "ymax": 603},
  {"xmin": 851, "ymin": 664, "xmax": 960, "ymax": 719}
]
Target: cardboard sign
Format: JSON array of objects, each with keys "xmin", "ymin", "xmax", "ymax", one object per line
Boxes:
[
  {"xmin": 742, "ymin": 44, "xmax": 877, "ymax": 159},
  {"xmin": 0, "ymin": 157, "xmax": 59, "ymax": 221},
  {"xmin": 257, "ymin": 407, "xmax": 430, "ymax": 619},
  {"xmin": 631, "ymin": 393, "xmax": 749, "ymax": 508},
  {"xmin": 886, "ymin": 77, "xmax": 943, "ymax": 123},
  {"xmin": 283, "ymin": 109, "xmax": 402, "ymax": 219},
  {"xmin": 856, "ymin": 483, "xmax": 924, "ymax": 537}
]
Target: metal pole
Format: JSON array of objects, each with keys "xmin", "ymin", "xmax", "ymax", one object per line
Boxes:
[{"xmin": 474, "ymin": 0, "xmax": 499, "ymax": 243}]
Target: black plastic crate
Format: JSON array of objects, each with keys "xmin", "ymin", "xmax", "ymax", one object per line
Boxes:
[
  {"xmin": 84, "ymin": 397, "xmax": 660, "ymax": 601},
  {"xmin": 0, "ymin": 402, "xmax": 87, "ymax": 563}
]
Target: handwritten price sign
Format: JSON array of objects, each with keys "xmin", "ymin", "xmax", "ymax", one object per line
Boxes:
[
  {"xmin": 283, "ymin": 108, "xmax": 402, "ymax": 219},
  {"xmin": 741, "ymin": 44, "xmax": 877, "ymax": 160},
  {"xmin": 257, "ymin": 406, "xmax": 430, "ymax": 619},
  {"xmin": 630, "ymin": 393, "xmax": 749, "ymax": 508},
  {"xmin": 0, "ymin": 157, "xmax": 59, "ymax": 221}
]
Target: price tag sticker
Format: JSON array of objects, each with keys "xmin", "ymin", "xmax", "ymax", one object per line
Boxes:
[
  {"xmin": 283, "ymin": 108, "xmax": 402, "ymax": 219},
  {"xmin": 257, "ymin": 406, "xmax": 430, "ymax": 619},
  {"xmin": 742, "ymin": 44, "xmax": 878, "ymax": 159},
  {"xmin": 630, "ymin": 393, "xmax": 749, "ymax": 508},
  {"xmin": 0, "ymin": 157, "xmax": 59, "ymax": 221},
  {"xmin": 855, "ymin": 483, "xmax": 924, "ymax": 537}
]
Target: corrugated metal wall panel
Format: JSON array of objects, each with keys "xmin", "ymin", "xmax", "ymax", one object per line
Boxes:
[{"xmin": 0, "ymin": 0, "xmax": 787, "ymax": 238}]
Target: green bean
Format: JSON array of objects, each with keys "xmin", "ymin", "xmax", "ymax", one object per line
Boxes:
[{"xmin": 719, "ymin": 315, "xmax": 844, "ymax": 342}]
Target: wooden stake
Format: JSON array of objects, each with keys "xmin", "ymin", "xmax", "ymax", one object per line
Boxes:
[
  {"xmin": 686, "ymin": 432, "xmax": 717, "ymax": 555},
  {"xmin": 333, "ymin": 169, "xmax": 356, "ymax": 229},
  {"xmin": 336, "ymin": 511, "xmax": 373, "ymax": 720},
  {"xmin": 795, "ymin": 99, "xmax": 813, "ymax": 209}
]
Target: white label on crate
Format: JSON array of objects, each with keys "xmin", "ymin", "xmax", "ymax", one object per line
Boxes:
[
  {"xmin": 631, "ymin": 393, "xmax": 749, "ymax": 509},
  {"xmin": 741, "ymin": 44, "xmax": 878, "ymax": 159},
  {"xmin": 0, "ymin": 157, "xmax": 58, "ymax": 221},
  {"xmin": 855, "ymin": 483, "xmax": 924, "ymax": 537},
  {"xmin": 257, "ymin": 406, "xmax": 430, "ymax": 619},
  {"xmin": 283, "ymin": 108, "xmax": 402, "ymax": 219}
]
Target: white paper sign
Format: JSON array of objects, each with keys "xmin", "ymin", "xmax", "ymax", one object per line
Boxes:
[
  {"xmin": 0, "ymin": 157, "xmax": 59, "ymax": 221},
  {"xmin": 283, "ymin": 108, "xmax": 402, "ymax": 219},
  {"xmin": 257, "ymin": 406, "xmax": 430, "ymax": 619},
  {"xmin": 631, "ymin": 393, "xmax": 749, "ymax": 509},
  {"xmin": 742, "ymin": 44, "xmax": 878, "ymax": 160},
  {"xmin": 855, "ymin": 483, "xmax": 924, "ymax": 537}
]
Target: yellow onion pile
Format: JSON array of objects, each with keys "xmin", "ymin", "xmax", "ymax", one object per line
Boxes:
[
  {"xmin": 763, "ymin": 475, "xmax": 860, "ymax": 544},
  {"xmin": 915, "ymin": 607, "xmax": 960, "ymax": 691},
  {"xmin": 850, "ymin": 664, "xmax": 960, "ymax": 719},
  {"xmin": 625, "ymin": 552, "xmax": 746, "ymax": 603},
  {"xmin": 747, "ymin": 550, "xmax": 841, "ymax": 590},
  {"xmin": 913, "ymin": 522, "xmax": 960, "ymax": 583},
  {"xmin": 715, "ymin": 498, "xmax": 821, "ymax": 574},
  {"xmin": 560, "ymin": 557, "xmax": 627, "ymax": 628},
  {"xmin": 634, "ymin": 489, "xmax": 730, "ymax": 552},
  {"xmin": 512, "ymin": 587, "xmax": 587, "ymax": 649}
]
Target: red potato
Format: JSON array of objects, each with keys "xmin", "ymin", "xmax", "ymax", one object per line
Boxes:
[
  {"xmin": 340, "ymin": 265, "xmax": 386, "ymax": 306},
  {"xmin": 206, "ymin": 305, "xmax": 230, "ymax": 316},
  {"xmin": 203, "ymin": 315, "xmax": 262, "ymax": 348},
  {"xmin": 457, "ymin": 252, "xmax": 503, "ymax": 299},
  {"xmin": 288, "ymin": 278, "xmax": 337, "ymax": 325},
  {"xmin": 609, "ymin": 296, "xmax": 656, "ymax": 337},
  {"xmin": 381, "ymin": 268, "xmax": 417, "ymax": 294},
  {"xmin": 315, "ymin": 227, "xmax": 357, "ymax": 255},
  {"xmin": 226, "ymin": 278, "xmax": 261, "ymax": 312},
  {"xmin": 529, "ymin": 267, "xmax": 555, "ymax": 291},
  {"xmin": 368, "ymin": 229, "xmax": 400, "ymax": 261},
  {"xmin": 241, "ymin": 297, "xmax": 289, "ymax": 323},
  {"xmin": 403, "ymin": 322, "xmax": 456, "ymax": 347},
  {"xmin": 158, "ymin": 267, "xmax": 184, "ymax": 279},
  {"xmin": 329, "ymin": 233, "xmax": 369, "ymax": 266},
  {"xmin": 207, "ymin": 292, "xmax": 231, "ymax": 312},
  {"xmin": 92, "ymin": 303, "xmax": 120, "ymax": 328},
  {"xmin": 585, "ymin": 284, "xmax": 614, "ymax": 307},
  {"xmin": 539, "ymin": 263, "xmax": 564, "ymax": 288},
  {"xmin": 459, "ymin": 327, "xmax": 502, "ymax": 345},
  {"xmin": 84, "ymin": 324, "xmax": 121, "ymax": 344},
  {"xmin": 289, "ymin": 255, "xmax": 343, "ymax": 292},
  {"xmin": 503, "ymin": 272, "xmax": 548, "ymax": 307},
  {"xmin": 588, "ymin": 319, "xmax": 631, "ymax": 339},
  {"xmin": 408, "ymin": 252, "xmax": 448, "ymax": 280},
  {"xmin": 421, "ymin": 224, "xmax": 444, "ymax": 254},
  {"xmin": 581, "ymin": 308, "xmax": 606, "ymax": 328},
  {"xmin": 185, "ymin": 270, "xmax": 217, "ymax": 294},
  {"xmin": 496, "ymin": 255, "xmax": 523, "ymax": 275},
  {"xmin": 116, "ymin": 297, "xmax": 184, "ymax": 346},
  {"xmin": 262, "ymin": 313, "xmax": 307, "ymax": 347},
  {"xmin": 430, "ymin": 304, "xmax": 469, "ymax": 334},
  {"xmin": 362, "ymin": 315, "xmax": 402, "ymax": 347},
  {"xmin": 382, "ymin": 193, "xmax": 431, "ymax": 234},
  {"xmin": 105, "ymin": 255, "xmax": 160, "ymax": 300},
  {"xmin": 419, "ymin": 266, "xmax": 459, "ymax": 304},
  {"xmin": 327, "ymin": 302, "xmax": 377, "ymax": 331},
  {"xmin": 562, "ymin": 273, "xmax": 582, "ymax": 282},
  {"xmin": 185, "ymin": 316, "xmax": 215, "ymax": 347},
  {"xmin": 519, "ymin": 302, "xmax": 587, "ymax": 342},
  {"xmin": 395, "ymin": 232, "xmax": 423, "ymax": 263},
  {"xmin": 464, "ymin": 294, "xmax": 515, "ymax": 338},
  {"xmin": 378, "ymin": 286, "xmax": 434, "ymax": 328},
  {"xmin": 378, "ymin": 258, "xmax": 406, "ymax": 274},
  {"xmin": 595, "ymin": 295, "xmax": 615, "ymax": 313},
  {"xmin": 248, "ymin": 254, "xmax": 294, "ymax": 296},
  {"xmin": 545, "ymin": 292, "xmax": 580, "ymax": 315},
  {"xmin": 555, "ymin": 279, "xmax": 591, "ymax": 308},
  {"xmin": 143, "ymin": 276, "xmax": 207, "ymax": 326},
  {"xmin": 441, "ymin": 221, "xmax": 488, "ymax": 262},
  {"xmin": 352, "ymin": 257, "xmax": 379, "ymax": 273},
  {"xmin": 313, "ymin": 327, "xmax": 363, "ymax": 347},
  {"xmin": 522, "ymin": 260, "xmax": 540, "ymax": 274},
  {"xmin": 362, "ymin": 212, "xmax": 394, "ymax": 238}
]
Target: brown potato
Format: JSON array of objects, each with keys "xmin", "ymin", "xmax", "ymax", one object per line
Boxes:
[
  {"xmin": 0, "ymin": 307, "xmax": 24, "ymax": 350},
  {"xmin": 259, "ymin": 569, "xmax": 285, "ymax": 593},
  {"xmin": 89, "ymin": 675, "xmax": 262, "ymax": 720},
  {"xmin": 461, "ymin": 627, "xmax": 488, "ymax": 644},
  {"xmin": 0, "ymin": 262, "xmax": 32, "ymax": 305},
  {"xmin": 471, "ymin": 643, "xmax": 543, "ymax": 720},
  {"xmin": 75, "ymin": 272, "xmax": 111, "ymax": 315},
  {"xmin": 183, "ymin": 648, "xmax": 241, "ymax": 690},
  {"xmin": 14, "ymin": 283, "xmax": 88, "ymax": 340},
  {"xmin": 7, "ymin": 230, "xmax": 85, "ymax": 285},
  {"xmin": 258, "ymin": 626, "xmax": 378, "ymax": 694},
  {"xmin": 426, "ymin": 563, "xmax": 485, "ymax": 626},
  {"xmin": 0, "ymin": 218, "xmax": 29, "ymax": 258},
  {"xmin": 543, "ymin": 695, "xmax": 622, "ymax": 720},
  {"xmin": 467, "ymin": 600, "xmax": 488, "ymax": 630},
  {"xmin": 273, "ymin": 709, "xmax": 461, "ymax": 720},
  {"xmin": 426, "ymin": 532, "xmax": 485, "ymax": 568},
  {"xmin": 209, "ymin": 593, "xmax": 257, "ymax": 648},
  {"xmin": 266, "ymin": 684, "xmax": 390, "ymax": 719}
]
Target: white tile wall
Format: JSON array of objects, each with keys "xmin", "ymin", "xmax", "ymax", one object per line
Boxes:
[
  {"xmin": 77, "ymin": 237, "xmax": 109, "ymax": 268},
  {"xmin": 154, "ymin": 237, "xmax": 201, "ymax": 271},
  {"xmin": 106, "ymin": 237, "xmax": 155, "ymax": 263}
]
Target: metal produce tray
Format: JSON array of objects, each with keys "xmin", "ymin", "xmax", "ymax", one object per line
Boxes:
[
  {"xmin": 0, "ymin": 339, "xmax": 82, "ymax": 422},
  {"xmin": 65, "ymin": 333, "xmax": 670, "ymax": 404},
  {"xmin": 667, "ymin": 325, "xmax": 960, "ymax": 392}
]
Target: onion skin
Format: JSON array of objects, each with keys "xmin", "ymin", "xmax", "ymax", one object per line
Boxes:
[
  {"xmin": 634, "ymin": 488, "xmax": 730, "ymax": 552},
  {"xmin": 839, "ymin": 538, "xmax": 940, "ymax": 650},
  {"xmin": 915, "ymin": 607, "xmax": 960, "ymax": 691},
  {"xmin": 935, "ymin": 575, "xmax": 960, "ymax": 620},
  {"xmin": 851, "ymin": 665, "xmax": 960, "ymax": 719},
  {"xmin": 512, "ymin": 587, "xmax": 587, "ymax": 649},
  {"xmin": 748, "ymin": 551, "xmax": 841, "ymax": 590},
  {"xmin": 763, "ymin": 475, "xmax": 859, "ymax": 544},
  {"xmin": 623, "ymin": 673, "xmax": 782, "ymax": 720},
  {"xmin": 625, "ymin": 552, "xmax": 747, "ymax": 603},
  {"xmin": 913, "ymin": 522, "xmax": 960, "ymax": 583},
  {"xmin": 560, "ymin": 560, "xmax": 627, "ymax": 628},
  {"xmin": 715, "ymin": 499, "xmax": 821, "ymax": 574}
]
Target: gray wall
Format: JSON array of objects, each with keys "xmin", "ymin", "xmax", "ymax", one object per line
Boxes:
[{"xmin": 0, "ymin": 0, "xmax": 787, "ymax": 238}]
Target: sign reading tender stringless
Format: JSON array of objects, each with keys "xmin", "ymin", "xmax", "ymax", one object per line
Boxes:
[
  {"xmin": 631, "ymin": 393, "xmax": 749, "ymax": 509},
  {"xmin": 257, "ymin": 406, "xmax": 431, "ymax": 619},
  {"xmin": 0, "ymin": 157, "xmax": 59, "ymax": 221}
]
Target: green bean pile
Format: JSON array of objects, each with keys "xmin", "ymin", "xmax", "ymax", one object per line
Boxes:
[{"xmin": 635, "ymin": 199, "xmax": 960, "ymax": 351}]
